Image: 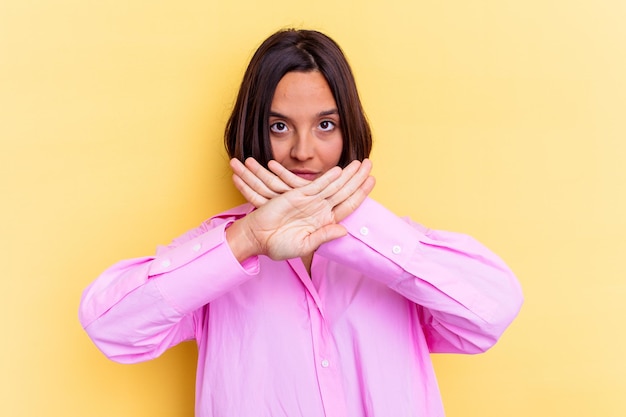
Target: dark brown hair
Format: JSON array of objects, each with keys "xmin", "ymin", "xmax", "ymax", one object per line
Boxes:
[{"xmin": 224, "ymin": 29, "xmax": 372, "ymax": 168}]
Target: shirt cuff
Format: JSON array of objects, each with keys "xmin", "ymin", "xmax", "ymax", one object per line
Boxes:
[
  {"xmin": 317, "ymin": 197, "xmax": 423, "ymax": 286},
  {"xmin": 149, "ymin": 221, "xmax": 260, "ymax": 314}
]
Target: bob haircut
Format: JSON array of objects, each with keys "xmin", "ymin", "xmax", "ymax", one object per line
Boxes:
[{"xmin": 224, "ymin": 29, "xmax": 372, "ymax": 168}]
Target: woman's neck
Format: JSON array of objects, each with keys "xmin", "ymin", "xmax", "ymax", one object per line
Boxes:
[{"xmin": 301, "ymin": 253, "xmax": 313, "ymax": 276}]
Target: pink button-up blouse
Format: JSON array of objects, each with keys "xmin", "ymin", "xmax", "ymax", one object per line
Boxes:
[{"xmin": 79, "ymin": 197, "xmax": 523, "ymax": 416}]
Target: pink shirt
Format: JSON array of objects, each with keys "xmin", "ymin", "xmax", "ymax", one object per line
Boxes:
[{"xmin": 79, "ymin": 197, "xmax": 523, "ymax": 417}]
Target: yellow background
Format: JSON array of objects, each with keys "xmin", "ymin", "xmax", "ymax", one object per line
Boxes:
[{"xmin": 2, "ymin": 0, "xmax": 625, "ymax": 416}]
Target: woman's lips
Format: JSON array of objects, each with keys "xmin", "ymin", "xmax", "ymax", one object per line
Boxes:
[{"xmin": 291, "ymin": 171, "xmax": 318, "ymax": 181}]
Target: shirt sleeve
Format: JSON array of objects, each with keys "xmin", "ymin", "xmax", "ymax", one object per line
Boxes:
[
  {"xmin": 78, "ymin": 219, "xmax": 259, "ymax": 363},
  {"xmin": 316, "ymin": 197, "xmax": 524, "ymax": 354}
]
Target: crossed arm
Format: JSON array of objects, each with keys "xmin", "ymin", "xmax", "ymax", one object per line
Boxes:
[{"xmin": 80, "ymin": 157, "xmax": 523, "ymax": 360}]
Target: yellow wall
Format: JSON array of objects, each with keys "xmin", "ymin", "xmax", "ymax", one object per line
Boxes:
[{"xmin": 2, "ymin": 1, "xmax": 624, "ymax": 416}]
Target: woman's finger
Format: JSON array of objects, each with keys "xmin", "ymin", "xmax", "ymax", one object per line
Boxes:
[
  {"xmin": 232, "ymin": 173, "xmax": 269, "ymax": 208},
  {"xmin": 332, "ymin": 175, "xmax": 376, "ymax": 222},
  {"xmin": 303, "ymin": 223, "xmax": 348, "ymax": 252},
  {"xmin": 230, "ymin": 158, "xmax": 281, "ymax": 200},
  {"xmin": 298, "ymin": 166, "xmax": 343, "ymax": 196},
  {"xmin": 267, "ymin": 160, "xmax": 311, "ymax": 189},
  {"xmin": 325, "ymin": 159, "xmax": 373, "ymax": 207},
  {"xmin": 244, "ymin": 158, "xmax": 293, "ymax": 194},
  {"xmin": 313, "ymin": 159, "xmax": 364, "ymax": 201}
]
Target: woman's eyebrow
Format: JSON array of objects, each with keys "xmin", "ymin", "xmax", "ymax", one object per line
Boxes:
[
  {"xmin": 269, "ymin": 111, "xmax": 288, "ymax": 119},
  {"xmin": 269, "ymin": 109, "xmax": 339, "ymax": 118},
  {"xmin": 318, "ymin": 109, "xmax": 339, "ymax": 117}
]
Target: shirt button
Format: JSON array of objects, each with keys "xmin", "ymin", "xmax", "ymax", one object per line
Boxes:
[
  {"xmin": 192, "ymin": 243, "xmax": 202, "ymax": 252},
  {"xmin": 160, "ymin": 259, "xmax": 172, "ymax": 268},
  {"xmin": 321, "ymin": 359, "xmax": 330, "ymax": 368},
  {"xmin": 360, "ymin": 226, "xmax": 369, "ymax": 236},
  {"xmin": 392, "ymin": 245, "xmax": 402, "ymax": 254}
]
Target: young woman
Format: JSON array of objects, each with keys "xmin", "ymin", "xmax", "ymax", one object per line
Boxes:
[{"xmin": 79, "ymin": 29, "xmax": 523, "ymax": 417}]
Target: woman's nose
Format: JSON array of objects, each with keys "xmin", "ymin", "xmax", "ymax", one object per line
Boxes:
[{"xmin": 290, "ymin": 132, "xmax": 314, "ymax": 161}]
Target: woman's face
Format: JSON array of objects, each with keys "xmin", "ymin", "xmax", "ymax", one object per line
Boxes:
[{"xmin": 269, "ymin": 71, "xmax": 343, "ymax": 181}]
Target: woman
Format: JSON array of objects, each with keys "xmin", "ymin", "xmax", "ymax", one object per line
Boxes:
[{"xmin": 79, "ymin": 29, "xmax": 523, "ymax": 417}]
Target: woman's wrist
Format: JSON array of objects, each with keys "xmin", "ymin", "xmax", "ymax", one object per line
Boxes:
[{"xmin": 225, "ymin": 217, "xmax": 263, "ymax": 263}]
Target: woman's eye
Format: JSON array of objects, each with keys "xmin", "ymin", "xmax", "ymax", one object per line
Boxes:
[
  {"xmin": 270, "ymin": 122, "xmax": 288, "ymax": 133},
  {"xmin": 319, "ymin": 120, "xmax": 335, "ymax": 132}
]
